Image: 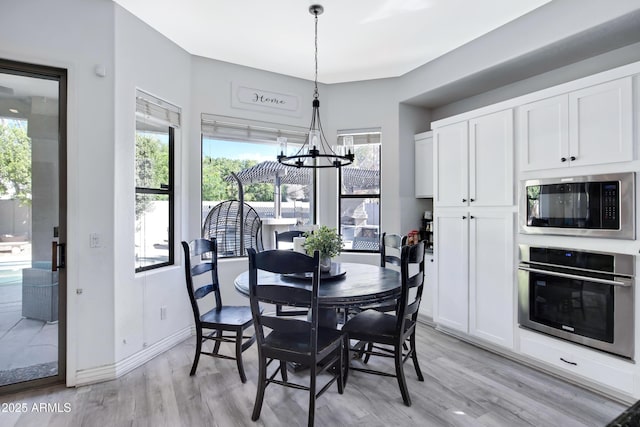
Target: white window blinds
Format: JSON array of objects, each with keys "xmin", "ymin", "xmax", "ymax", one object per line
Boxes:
[
  {"xmin": 136, "ymin": 90, "xmax": 181, "ymax": 128},
  {"xmin": 201, "ymin": 113, "xmax": 307, "ymax": 145},
  {"xmin": 337, "ymin": 128, "xmax": 382, "ymax": 145}
]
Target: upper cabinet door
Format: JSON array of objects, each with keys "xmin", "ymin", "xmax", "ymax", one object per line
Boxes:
[
  {"xmin": 469, "ymin": 110, "xmax": 514, "ymax": 207},
  {"xmin": 518, "ymin": 95, "xmax": 569, "ymax": 172},
  {"xmin": 434, "ymin": 121, "xmax": 468, "ymax": 207},
  {"xmin": 518, "ymin": 76, "xmax": 633, "ymax": 172},
  {"xmin": 569, "ymin": 77, "xmax": 633, "ymax": 167}
]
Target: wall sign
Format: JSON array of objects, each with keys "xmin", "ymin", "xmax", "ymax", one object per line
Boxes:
[{"xmin": 231, "ymin": 82, "xmax": 301, "ymax": 117}]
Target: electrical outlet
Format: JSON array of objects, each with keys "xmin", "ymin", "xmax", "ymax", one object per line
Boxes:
[{"xmin": 160, "ymin": 306, "xmax": 167, "ymax": 320}]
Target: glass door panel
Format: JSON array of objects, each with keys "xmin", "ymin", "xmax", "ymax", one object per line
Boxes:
[{"xmin": 0, "ymin": 62, "xmax": 65, "ymax": 390}]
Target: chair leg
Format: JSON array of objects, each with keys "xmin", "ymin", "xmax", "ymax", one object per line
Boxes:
[
  {"xmin": 337, "ymin": 342, "xmax": 344, "ymax": 395},
  {"xmin": 363, "ymin": 342, "xmax": 374, "ymax": 364},
  {"xmin": 213, "ymin": 329, "xmax": 222, "ymax": 355},
  {"xmin": 394, "ymin": 343, "xmax": 411, "ymax": 407},
  {"xmin": 342, "ymin": 335, "xmax": 350, "ymax": 387},
  {"xmin": 308, "ymin": 366, "xmax": 317, "ymax": 427},
  {"xmin": 235, "ymin": 329, "xmax": 247, "ymax": 383},
  {"xmin": 280, "ymin": 361, "xmax": 288, "ymax": 383},
  {"xmin": 251, "ymin": 354, "xmax": 267, "ymax": 421},
  {"xmin": 409, "ymin": 332, "xmax": 424, "ymax": 381},
  {"xmin": 190, "ymin": 327, "xmax": 203, "ymax": 376}
]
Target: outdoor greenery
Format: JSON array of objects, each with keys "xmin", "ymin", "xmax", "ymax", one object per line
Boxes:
[
  {"xmin": 202, "ymin": 156, "xmax": 273, "ymax": 202},
  {"xmin": 0, "ymin": 121, "xmax": 31, "ymax": 205},
  {"xmin": 135, "ymin": 133, "xmax": 169, "ymax": 221},
  {"xmin": 304, "ymin": 225, "xmax": 344, "ymax": 258}
]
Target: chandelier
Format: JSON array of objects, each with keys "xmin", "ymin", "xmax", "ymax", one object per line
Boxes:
[{"xmin": 277, "ymin": 4, "xmax": 354, "ymax": 169}]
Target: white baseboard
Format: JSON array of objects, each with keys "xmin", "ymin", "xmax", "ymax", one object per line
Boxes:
[{"xmin": 74, "ymin": 326, "xmax": 193, "ymax": 386}]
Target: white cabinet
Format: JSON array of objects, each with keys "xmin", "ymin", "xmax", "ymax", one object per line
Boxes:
[
  {"xmin": 434, "ymin": 122, "xmax": 467, "ymax": 207},
  {"xmin": 520, "ymin": 329, "xmax": 635, "ymax": 395},
  {"xmin": 434, "ymin": 110, "xmax": 513, "ymax": 208},
  {"xmin": 519, "ymin": 77, "xmax": 633, "ymax": 171},
  {"xmin": 433, "ymin": 210, "xmax": 468, "ymax": 332},
  {"xmin": 418, "ymin": 252, "xmax": 435, "ymax": 319},
  {"xmin": 468, "ymin": 211, "xmax": 514, "ymax": 348},
  {"xmin": 414, "ymin": 131, "xmax": 433, "ymax": 198},
  {"xmin": 434, "ymin": 209, "xmax": 514, "ymax": 349}
]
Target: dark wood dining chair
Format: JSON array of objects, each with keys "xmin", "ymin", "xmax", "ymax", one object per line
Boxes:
[
  {"xmin": 380, "ymin": 232, "xmax": 406, "ymax": 268},
  {"xmin": 351, "ymin": 232, "xmax": 407, "ymax": 318},
  {"xmin": 247, "ymin": 248, "xmax": 346, "ymax": 427},
  {"xmin": 342, "ymin": 241, "xmax": 425, "ymax": 406},
  {"xmin": 273, "ymin": 230, "xmax": 308, "ymax": 317},
  {"xmin": 181, "ymin": 238, "xmax": 256, "ymax": 383},
  {"xmin": 274, "ymin": 229, "xmax": 305, "ymax": 250}
]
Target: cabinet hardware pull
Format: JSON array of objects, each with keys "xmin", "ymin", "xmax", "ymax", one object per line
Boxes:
[
  {"xmin": 518, "ymin": 266, "xmax": 632, "ymax": 287},
  {"xmin": 470, "ymin": 215, "xmax": 475, "ymax": 219},
  {"xmin": 462, "ymin": 216, "xmax": 467, "ymax": 219},
  {"xmin": 462, "ymin": 198, "xmax": 467, "ymax": 202},
  {"xmin": 430, "ymin": 259, "xmax": 434, "ymax": 262},
  {"xmin": 470, "ymin": 198, "xmax": 475, "ymax": 202},
  {"xmin": 560, "ymin": 357, "xmax": 577, "ymax": 366},
  {"xmin": 570, "ymin": 156, "xmax": 576, "ymax": 161},
  {"xmin": 561, "ymin": 157, "xmax": 567, "ymax": 162}
]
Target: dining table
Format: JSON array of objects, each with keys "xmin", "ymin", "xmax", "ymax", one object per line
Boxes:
[{"xmin": 233, "ymin": 261, "xmax": 401, "ymax": 328}]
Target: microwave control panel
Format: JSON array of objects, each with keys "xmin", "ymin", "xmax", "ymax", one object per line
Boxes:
[{"xmin": 602, "ymin": 182, "xmax": 618, "ymax": 228}]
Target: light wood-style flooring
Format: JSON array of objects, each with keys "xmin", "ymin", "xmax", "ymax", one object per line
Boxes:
[{"xmin": 0, "ymin": 324, "xmax": 627, "ymax": 426}]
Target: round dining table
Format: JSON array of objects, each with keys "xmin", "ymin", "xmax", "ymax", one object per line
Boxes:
[{"xmin": 234, "ymin": 262, "xmax": 401, "ymax": 327}]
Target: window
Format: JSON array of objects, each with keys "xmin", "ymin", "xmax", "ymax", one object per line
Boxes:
[
  {"xmin": 338, "ymin": 130, "xmax": 381, "ymax": 252},
  {"xmin": 135, "ymin": 90, "xmax": 179, "ymax": 272},
  {"xmin": 201, "ymin": 114, "xmax": 314, "ymax": 258}
]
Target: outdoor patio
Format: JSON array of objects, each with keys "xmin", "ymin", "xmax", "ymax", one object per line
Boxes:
[{"xmin": 0, "ymin": 250, "xmax": 58, "ymax": 386}]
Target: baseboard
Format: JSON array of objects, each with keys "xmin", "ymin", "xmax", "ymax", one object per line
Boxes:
[
  {"xmin": 417, "ymin": 313, "xmax": 435, "ymax": 327},
  {"xmin": 74, "ymin": 326, "xmax": 193, "ymax": 386}
]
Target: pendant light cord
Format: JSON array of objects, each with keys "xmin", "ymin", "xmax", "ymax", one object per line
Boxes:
[{"xmin": 314, "ymin": 12, "xmax": 319, "ymax": 99}]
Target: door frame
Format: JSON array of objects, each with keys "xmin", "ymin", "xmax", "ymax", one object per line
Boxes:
[{"xmin": 0, "ymin": 58, "xmax": 67, "ymax": 394}]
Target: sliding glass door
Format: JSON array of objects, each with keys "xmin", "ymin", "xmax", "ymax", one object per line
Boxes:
[{"xmin": 0, "ymin": 59, "xmax": 66, "ymax": 392}]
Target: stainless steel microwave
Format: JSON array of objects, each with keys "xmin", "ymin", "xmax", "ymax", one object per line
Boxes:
[{"xmin": 520, "ymin": 172, "xmax": 635, "ymax": 239}]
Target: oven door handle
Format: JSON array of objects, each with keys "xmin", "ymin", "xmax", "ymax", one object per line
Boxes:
[{"xmin": 518, "ymin": 266, "xmax": 633, "ymax": 287}]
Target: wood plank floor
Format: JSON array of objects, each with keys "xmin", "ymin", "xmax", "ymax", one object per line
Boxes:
[{"xmin": 0, "ymin": 324, "xmax": 626, "ymax": 427}]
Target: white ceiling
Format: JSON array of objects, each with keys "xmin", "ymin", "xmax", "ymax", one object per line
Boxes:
[{"xmin": 113, "ymin": 0, "xmax": 552, "ymax": 84}]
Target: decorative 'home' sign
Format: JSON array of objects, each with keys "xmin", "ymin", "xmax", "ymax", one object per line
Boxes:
[{"xmin": 231, "ymin": 82, "xmax": 301, "ymax": 117}]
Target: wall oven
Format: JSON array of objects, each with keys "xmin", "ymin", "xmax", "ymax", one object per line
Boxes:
[
  {"xmin": 518, "ymin": 244, "xmax": 634, "ymax": 359},
  {"xmin": 520, "ymin": 172, "xmax": 635, "ymax": 239}
]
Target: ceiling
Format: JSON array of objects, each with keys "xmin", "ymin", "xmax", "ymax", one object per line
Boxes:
[{"xmin": 113, "ymin": 0, "xmax": 552, "ymax": 84}]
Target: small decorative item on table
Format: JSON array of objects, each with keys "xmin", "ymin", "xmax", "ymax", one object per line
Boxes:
[{"xmin": 303, "ymin": 225, "xmax": 344, "ymax": 272}]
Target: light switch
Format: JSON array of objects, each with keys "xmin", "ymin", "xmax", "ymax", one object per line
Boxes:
[{"xmin": 89, "ymin": 233, "xmax": 101, "ymax": 248}]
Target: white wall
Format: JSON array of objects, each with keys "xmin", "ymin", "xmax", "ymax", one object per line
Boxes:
[
  {"xmin": 324, "ymin": 78, "xmax": 402, "ymax": 232},
  {"xmin": 113, "ymin": 6, "xmax": 192, "ymax": 362},
  {"xmin": 0, "ymin": 0, "xmax": 116, "ymax": 380}
]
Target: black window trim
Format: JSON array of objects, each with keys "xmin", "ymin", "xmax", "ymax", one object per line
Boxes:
[
  {"xmin": 135, "ymin": 126, "xmax": 175, "ymax": 272},
  {"xmin": 338, "ymin": 141, "xmax": 381, "ymax": 253}
]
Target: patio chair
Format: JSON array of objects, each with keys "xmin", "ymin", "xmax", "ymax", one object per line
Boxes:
[{"xmin": 202, "ymin": 200, "xmax": 263, "ymax": 257}]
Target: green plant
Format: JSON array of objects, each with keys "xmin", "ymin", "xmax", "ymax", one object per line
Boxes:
[{"xmin": 304, "ymin": 226, "xmax": 343, "ymax": 258}]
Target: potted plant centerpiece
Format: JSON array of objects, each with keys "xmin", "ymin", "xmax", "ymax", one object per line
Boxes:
[{"xmin": 304, "ymin": 226, "xmax": 344, "ymax": 272}]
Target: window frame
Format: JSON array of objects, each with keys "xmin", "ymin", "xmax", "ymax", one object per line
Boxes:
[
  {"xmin": 200, "ymin": 115, "xmax": 316, "ymax": 258},
  {"xmin": 338, "ymin": 131, "xmax": 381, "ymax": 253},
  {"xmin": 135, "ymin": 106, "xmax": 177, "ymax": 273}
]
